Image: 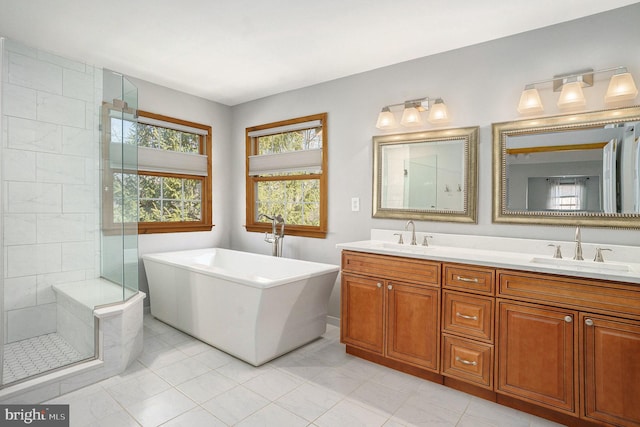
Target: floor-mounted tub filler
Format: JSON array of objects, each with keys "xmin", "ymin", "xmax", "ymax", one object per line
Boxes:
[{"xmin": 142, "ymin": 248, "xmax": 340, "ymax": 366}]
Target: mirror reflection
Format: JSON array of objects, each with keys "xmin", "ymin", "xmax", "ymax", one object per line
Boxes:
[
  {"xmin": 373, "ymin": 127, "xmax": 478, "ymax": 223},
  {"xmin": 506, "ymin": 124, "xmax": 639, "ymax": 213},
  {"xmin": 493, "ymin": 106, "xmax": 640, "ymax": 228}
]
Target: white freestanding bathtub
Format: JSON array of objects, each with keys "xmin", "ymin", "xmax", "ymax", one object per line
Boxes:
[{"xmin": 142, "ymin": 248, "xmax": 339, "ymax": 366}]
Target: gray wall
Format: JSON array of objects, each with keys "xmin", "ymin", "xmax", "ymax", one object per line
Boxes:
[
  {"xmin": 128, "ymin": 77, "xmax": 233, "ymax": 301},
  {"xmin": 228, "ymin": 4, "xmax": 640, "ymax": 319}
]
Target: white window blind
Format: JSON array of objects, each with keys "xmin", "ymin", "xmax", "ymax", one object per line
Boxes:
[
  {"xmin": 248, "ymin": 148, "xmax": 322, "ymax": 175},
  {"xmin": 248, "ymin": 119, "xmax": 323, "ymax": 176},
  {"xmin": 110, "ymin": 144, "xmax": 208, "ymax": 176}
]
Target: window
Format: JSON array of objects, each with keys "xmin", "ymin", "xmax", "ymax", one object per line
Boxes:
[
  {"xmin": 546, "ymin": 177, "xmax": 588, "ymax": 211},
  {"xmin": 103, "ymin": 105, "xmax": 212, "ymax": 234},
  {"xmin": 245, "ymin": 113, "xmax": 327, "ymax": 238}
]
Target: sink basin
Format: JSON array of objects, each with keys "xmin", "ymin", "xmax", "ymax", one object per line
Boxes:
[{"xmin": 529, "ymin": 257, "xmax": 630, "ymax": 273}]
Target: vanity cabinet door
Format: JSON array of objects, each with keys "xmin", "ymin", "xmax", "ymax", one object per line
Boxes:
[
  {"xmin": 340, "ymin": 273, "xmax": 384, "ymax": 354},
  {"xmin": 386, "ymin": 282, "xmax": 439, "ymax": 371},
  {"xmin": 581, "ymin": 313, "xmax": 640, "ymax": 427},
  {"xmin": 497, "ymin": 300, "xmax": 578, "ymax": 414}
]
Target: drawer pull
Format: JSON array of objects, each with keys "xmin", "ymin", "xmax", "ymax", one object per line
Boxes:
[
  {"xmin": 376, "ymin": 283, "xmax": 382, "ymax": 288},
  {"xmin": 585, "ymin": 318, "xmax": 594, "ymax": 326},
  {"xmin": 387, "ymin": 284, "xmax": 393, "ymax": 290},
  {"xmin": 455, "ymin": 356, "xmax": 478, "ymax": 366},
  {"xmin": 564, "ymin": 315, "xmax": 573, "ymax": 323},
  {"xmin": 456, "ymin": 276, "xmax": 479, "ymax": 283},
  {"xmin": 456, "ymin": 312, "xmax": 478, "ymax": 321}
]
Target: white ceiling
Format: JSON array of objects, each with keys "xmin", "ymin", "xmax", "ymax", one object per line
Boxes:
[{"xmin": 0, "ymin": 0, "xmax": 638, "ymax": 106}]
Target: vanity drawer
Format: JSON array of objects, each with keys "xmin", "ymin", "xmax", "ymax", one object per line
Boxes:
[
  {"xmin": 342, "ymin": 251, "xmax": 440, "ymax": 286},
  {"xmin": 441, "ymin": 334, "xmax": 493, "ymax": 389},
  {"xmin": 444, "ymin": 263, "xmax": 495, "ymax": 295},
  {"xmin": 498, "ymin": 270, "xmax": 640, "ymax": 318},
  {"xmin": 442, "ymin": 291, "xmax": 494, "ymax": 342}
]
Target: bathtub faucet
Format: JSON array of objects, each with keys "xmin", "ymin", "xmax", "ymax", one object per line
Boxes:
[{"xmin": 258, "ymin": 213, "xmax": 285, "ymax": 257}]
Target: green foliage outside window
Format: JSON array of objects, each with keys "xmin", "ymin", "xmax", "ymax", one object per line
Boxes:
[
  {"xmin": 113, "ymin": 173, "xmax": 202, "ymax": 223},
  {"xmin": 111, "ymin": 118, "xmax": 200, "ymax": 153},
  {"xmin": 255, "ymin": 127, "xmax": 322, "ymax": 226}
]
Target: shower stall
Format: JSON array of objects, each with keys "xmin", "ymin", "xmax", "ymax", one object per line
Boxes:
[{"xmin": 0, "ymin": 37, "xmax": 141, "ymax": 390}]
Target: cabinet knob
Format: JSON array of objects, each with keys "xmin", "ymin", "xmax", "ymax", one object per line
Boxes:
[
  {"xmin": 564, "ymin": 315, "xmax": 573, "ymax": 323},
  {"xmin": 376, "ymin": 282, "xmax": 382, "ymax": 288},
  {"xmin": 387, "ymin": 284, "xmax": 393, "ymax": 290},
  {"xmin": 585, "ymin": 318, "xmax": 594, "ymax": 326}
]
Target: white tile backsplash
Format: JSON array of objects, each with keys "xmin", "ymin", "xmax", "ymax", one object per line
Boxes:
[
  {"xmin": 8, "ymin": 52, "xmax": 62, "ymax": 94},
  {"xmin": 38, "ymin": 50, "xmax": 85, "ymax": 73},
  {"xmin": 62, "ymin": 241, "xmax": 96, "ymax": 271},
  {"xmin": 2, "ymin": 82, "xmax": 37, "ymax": 119},
  {"xmin": 3, "ymin": 214, "xmax": 37, "ymax": 245},
  {"xmin": 62, "ymin": 126, "xmax": 94, "ymax": 157},
  {"xmin": 37, "ymin": 214, "xmax": 87, "ymax": 243},
  {"xmin": 62, "ymin": 184, "xmax": 97, "ymax": 213},
  {"xmin": 7, "ymin": 116, "xmax": 62, "ymax": 153},
  {"xmin": 4, "ymin": 276, "xmax": 37, "ymax": 310},
  {"xmin": 7, "ymin": 243, "xmax": 62, "ymax": 277},
  {"xmin": 2, "ymin": 148, "xmax": 36, "ymax": 181},
  {"xmin": 63, "ymin": 69, "xmax": 94, "ymax": 102},
  {"xmin": 36, "ymin": 152, "xmax": 86, "ymax": 184},
  {"xmin": 7, "ymin": 182, "xmax": 62, "ymax": 213},
  {"xmin": 37, "ymin": 92, "xmax": 86, "ymax": 128}
]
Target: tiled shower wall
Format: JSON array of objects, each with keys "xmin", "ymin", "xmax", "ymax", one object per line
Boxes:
[{"xmin": 1, "ymin": 39, "xmax": 101, "ymax": 343}]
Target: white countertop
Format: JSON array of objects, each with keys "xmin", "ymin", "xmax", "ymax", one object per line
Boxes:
[{"xmin": 336, "ymin": 230, "xmax": 640, "ymax": 285}]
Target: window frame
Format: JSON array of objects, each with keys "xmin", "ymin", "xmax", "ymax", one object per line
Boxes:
[
  {"xmin": 245, "ymin": 113, "xmax": 328, "ymax": 238},
  {"xmin": 102, "ymin": 105, "xmax": 213, "ymax": 234}
]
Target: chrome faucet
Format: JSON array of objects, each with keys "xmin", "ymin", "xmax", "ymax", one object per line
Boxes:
[
  {"xmin": 258, "ymin": 213, "xmax": 285, "ymax": 257},
  {"xmin": 405, "ymin": 220, "xmax": 417, "ymax": 245},
  {"xmin": 573, "ymin": 226, "xmax": 583, "ymax": 261}
]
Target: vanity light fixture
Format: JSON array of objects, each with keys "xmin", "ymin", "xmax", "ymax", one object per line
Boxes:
[
  {"xmin": 517, "ymin": 66, "xmax": 638, "ymax": 115},
  {"xmin": 517, "ymin": 84, "xmax": 544, "ymax": 114},
  {"xmin": 557, "ymin": 78, "xmax": 586, "ymax": 109},
  {"xmin": 400, "ymin": 100, "xmax": 424, "ymax": 126},
  {"xmin": 428, "ymin": 98, "xmax": 450, "ymax": 123},
  {"xmin": 375, "ymin": 106, "xmax": 397, "ymax": 129},
  {"xmin": 376, "ymin": 97, "xmax": 450, "ymax": 129}
]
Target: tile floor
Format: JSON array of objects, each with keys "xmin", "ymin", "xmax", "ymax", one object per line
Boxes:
[{"xmin": 46, "ymin": 314, "xmax": 566, "ymax": 426}]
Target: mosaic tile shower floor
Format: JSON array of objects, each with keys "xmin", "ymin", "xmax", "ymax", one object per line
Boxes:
[{"xmin": 3, "ymin": 333, "xmax": 87, "ymax": 384}]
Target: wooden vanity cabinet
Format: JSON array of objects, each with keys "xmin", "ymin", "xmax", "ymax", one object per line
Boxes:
[
  {"xmin": 340, "ymin": 273, "xmax": 384, "ymax": 354},
  {"xmin": 340, "ymin": 251, "xmax": 640, "ymax": 426},
  {"xmin": 581, "ymin": 313, "xmax": 640, "ymax": 427},
  {"xmin": 341, "ymin": 251, "xmax": 441, "ymax": 373},
  {"xmin": 496, "ymin": 300, "xmax": 578, "ymax": 414}
]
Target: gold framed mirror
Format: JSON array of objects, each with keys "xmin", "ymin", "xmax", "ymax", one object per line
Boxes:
[
  {"xmin": 373, "ymin": 126, "xmax": 478, "ymax": 223},
  {"xmin": 492, "ymin": 105, "xmax": 640, "ymax": 228}
]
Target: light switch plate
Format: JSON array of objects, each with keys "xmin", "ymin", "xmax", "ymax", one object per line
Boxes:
[{"xmin": 351, "ymin": 197, "xmax": 360, "ymax": 212}]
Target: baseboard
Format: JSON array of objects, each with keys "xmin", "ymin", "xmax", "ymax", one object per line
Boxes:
[{"xmin": 327, "ymin": 315, "xmax": 340, "ymax": 327}]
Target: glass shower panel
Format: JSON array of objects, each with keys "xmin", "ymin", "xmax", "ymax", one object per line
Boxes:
[{"xmin": 100, "ymin": 70, "xmax": 139, "ymax": 302}]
